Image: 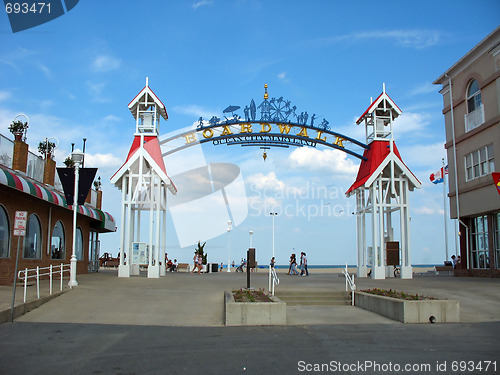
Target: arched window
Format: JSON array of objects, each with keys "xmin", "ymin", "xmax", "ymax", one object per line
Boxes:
[
  {"xmin": 75, "ymin": 227, "xmax": 83, "ymax": 260},
  {"xmin": 24, "ymin": 214, "xmax": 42, "ymax": 259},
  {"xmin": 0, "ymin": 206, "xmax": 10, "ymax": 258},
  {"xmin": 466, "ymin": 79, "xmax": 482, "ymax": 113},
  {"xmin": 51, "ymin": 221, "xmax": 65, "ymax": 260}
]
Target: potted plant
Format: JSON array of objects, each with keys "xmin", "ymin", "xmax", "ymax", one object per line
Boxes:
[
  {"xmin": 38, "ymin": 140, "xmax": 56, "ymax": 159},
  {"xmin": 195, "ymin": 241, "xmax": 208, "ymax": 271},
  {"xmin": 63, "ymin": 156, "xmax": 74, "ymax": 168},
  {"xmin": 8, "ymin": 120, "xmax": 28, "ymax": 141}
]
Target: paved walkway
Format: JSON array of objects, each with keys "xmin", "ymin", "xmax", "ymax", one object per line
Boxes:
[
  {"xmin": 1, "ymin": 270, "xmax": 500, "ymax": 375},
  {"xmin": 1, "ymin": 269, "xmax": 499, "ymax": 326}
]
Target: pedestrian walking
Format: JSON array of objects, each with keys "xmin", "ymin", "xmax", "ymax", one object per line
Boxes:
[
  {"xmin": 301, "ymin": 252, "xmax": 309, "ymax": 276},
  {"xmin": 289, "ymin": 253, "xmax": 299, "ymax": 275}
]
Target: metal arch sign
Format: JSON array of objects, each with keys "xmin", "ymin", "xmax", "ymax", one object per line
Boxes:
[{"xmin": 159, "ymin": 85, "xmax": 368, "ymax": 160}]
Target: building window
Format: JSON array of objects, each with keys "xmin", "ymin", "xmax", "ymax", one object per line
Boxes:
[
  {"xmin": 51, "ymin": 221, "xmax": 65, "ymax": 260},
  {"xmin": 467, "ymin": 80, "xmax": 482, "ymax": 112},
  {"xmin": 76, "ymin": 227, "xmax": 83, "ymax": 260},
  {"xmin": 471, "ymin": 215, "xmax": 489, "ymax": 269},
  {"xmin": 465, "ymin": 79, "xmax": 484, "ymax": 132},
  {"xmin": 23, "ymin": 214, "xmax": 42, "ymax": 259},
  {"xmin": 0, "ymin": 206, "xmax": 10, "ymax": 258},
  {"xmin": 465, "ymin": 144, "xmax": 495, "ymax": 181},
  {"xmin": 495, "ymin": 213, "xmax": 500, "ymax": 270}
]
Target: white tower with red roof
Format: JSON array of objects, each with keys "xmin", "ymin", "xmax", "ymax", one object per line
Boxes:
[
  {"xmin": 111, "ymin": 78, "xmax": 177, "ymax": 278},
  {"xmin": 346, "ymin": 85, "xmax": 421, "ymax": 279}
]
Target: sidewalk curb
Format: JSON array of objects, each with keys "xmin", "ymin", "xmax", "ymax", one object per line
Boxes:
[{"xmin": 0, "ymin": 290, "xmax": 68, "ymax": 324}]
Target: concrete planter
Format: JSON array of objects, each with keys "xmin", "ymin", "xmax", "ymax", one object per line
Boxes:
[
  {"xmin": 224, "ymin": 291, "xmax": 286, "ymax": 326},
  {"xmin": 354, "ymin": 291, "xmax": 460, "ymax": 323}
]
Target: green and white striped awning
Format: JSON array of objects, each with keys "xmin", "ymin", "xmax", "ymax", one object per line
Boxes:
[{"xmin": 0, "ymin": 165, "xmax": 116, "ymax": 232}]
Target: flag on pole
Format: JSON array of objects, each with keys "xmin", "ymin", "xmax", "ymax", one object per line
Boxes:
[
  {"xmin": 429, "ymin": 165, "xmax": 448, "ymax": 184},
  {"xmin": 493, "ymin": 173, "xmax": 500, "ymax": 196}
]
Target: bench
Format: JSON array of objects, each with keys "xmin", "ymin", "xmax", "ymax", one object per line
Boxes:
[
  {"xmin": 176, "ymin": 263, "xmax": 190, "ymax": 272},
  {"xmin": 435, "ymin": 266, "xmax": 454, "ymax": 275}
]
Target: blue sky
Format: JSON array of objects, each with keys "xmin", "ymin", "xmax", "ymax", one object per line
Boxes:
[{"xmin": 1, "ymin": 1, "xmax": 499, "ymax": 266}]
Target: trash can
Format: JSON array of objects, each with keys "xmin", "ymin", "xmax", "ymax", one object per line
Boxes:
[{"xmin": 210, "ymin": 263, "xmax": 218, "ymax": 273}]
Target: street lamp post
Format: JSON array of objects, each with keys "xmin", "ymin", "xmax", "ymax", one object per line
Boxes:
[
  {"xmin": 249, "ymin": 230, "xmax": 253, "ymax": 248},
  {"xmin": 68, "ymin": 149, "xmax": 84, "ymax": 288},
  {"xmin": 270, "ymin": 212, "xmax": 277, "ymax": 259},
  {"xmin": 227, "ymin": 220, "xmax": 232, "ymax": 272}
]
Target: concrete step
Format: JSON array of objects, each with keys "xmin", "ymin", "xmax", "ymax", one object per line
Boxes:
[{"xmin": 276, "ymin": 291, "xmax": 351, "ymax": 306}]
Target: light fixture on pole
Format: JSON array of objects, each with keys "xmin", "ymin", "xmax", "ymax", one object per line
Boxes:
[
  {"xmin": 249, "ymin": 230, "xmax": 253, "ymax": 248},
  {"xmin": 68, "ymin": 149, "xmax": 84, "ymax": 287},
  {"xmin": 227, "ymin": 220, "xmax": 232, "ymax": 272},
  {"xmin": 270, "ymin": 212, "xmax": 277, "ymax": 259}
]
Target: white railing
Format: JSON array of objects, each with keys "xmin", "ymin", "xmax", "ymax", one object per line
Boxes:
[
  {"xmin": 465, "ymin": 104, "xmax": 484, "ymax": 132},
  {"xmin": 17, "ymin": 263, "xmax": 71, "ymax": 303},
  {"xmin": 342, "ymin": 262, "xmax": 356, "ymax": 306},
  {"xmin": 268, "ymin": 265, "xmax": 279, "ymax": 295}
]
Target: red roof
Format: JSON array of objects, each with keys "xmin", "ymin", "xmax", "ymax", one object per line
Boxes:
[
  {"xmin": 125, "ymin": 135, "xmax": 167, "ymax": 175},
  {"xmin": 346, "ymin": 141, "xmax": 403, "ymax": 195}
]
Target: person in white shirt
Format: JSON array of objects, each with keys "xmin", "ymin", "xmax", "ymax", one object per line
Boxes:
[{"xmin": 301, "ymin": 252, "xmax": 309, "ymax": 276}]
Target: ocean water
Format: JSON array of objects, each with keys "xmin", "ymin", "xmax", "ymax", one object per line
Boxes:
[{"xmin": 219, "ymin": 264, "xmax": 439, "ymax": 270}]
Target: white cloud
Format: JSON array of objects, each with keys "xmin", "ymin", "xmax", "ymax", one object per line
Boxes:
[
  {"xmin": 246, "ymin": 171, "xmax": 285, "ymax": 191},
  {"xmin": 314, "ymin": 29, "xmax": 443, "ymax": 49},
  {"xmin": 277, "ymin": 72, "xmax": 290, "ymax": 83},
  {"xmin": 246, "ymin": 172, "xmax": 285, "ymax": 214},
  {"xmin": 39, "ymin": 99, "xmax": 54, "ymax": 111},
  {"xmin": 398, "ymin": 142, "xmax": 446, "ymax": 169},
  {"xmin": 334, "ymin": 115, "xmax": 366, "ymax": 141},
  {"xmin": 286, "ymin": 147, "xmax": 358, "ymax": 178},
  {"xmin": 91, "ymin": 55, "xmax": 121, "ymax": 72},
  {"xmin": 84, "ymin": 153, "xmax": 123, "ymax": 169},
  {"xmin": 86, "ymin": 81, "xmax": 112, "ymax": 102},
  {"xmin": 38, "ymin": 63, "xmax": 52, "ymax": 79},
  {"xmin": 408, "ymin": 82, "xmax": 436, "ymax": 96},
  {"xmin": 0, "ymin": 91, "xmax": 11, "ymax": 101},
  {"xmin": 413, "ymin": 206, "xmax": 444, "ymax": 215},
  {"xmin": 172, "ymin": 104, "xmax": 218, "ymax": 119},
  {"xmin": 60, "ymin": 88, "xmax": 76, "ymax": 100},
  {"xmin": 103, "ymin": 114, "xmax": 121, "ymax": 122},
  {"xmin": 192, "ymin": 0, "xmax": 213, "ymax": 10},
  {"xmin": 392, "ymin": 111, "xmax": 432, "ymax": 138},
  {"xmin": 87, "ymin": 81, "xmax": 105, "ymax": 96}
]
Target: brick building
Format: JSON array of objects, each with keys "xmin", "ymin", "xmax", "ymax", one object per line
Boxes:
[{"xmin": 0, "ymin": 132, "xmax": 116, "ymax": 285}]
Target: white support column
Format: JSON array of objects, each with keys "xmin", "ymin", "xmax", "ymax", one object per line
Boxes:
[
  {"xmin": 148, "ymin": 173, "xmax": 160, "ymax": 278},
  {"xmin": 119, "ymin": 173, "xmax": 131, "ymax": 277},
  {"xmin": 130, "ymin": 207, "xmax": 139, "ymax": 276},
  {"xmin": 372, "ymin": 178, "xmax": 385, "ymax": 279},
  {"xmin": 136, "ymin": 208, "xmax": 141, "ymax": 243},
  {"xmin": 385, "ymin": 184, "xmax": 394, "ymax": 278},
  {"xmin": 361, "ymin": 189, "xmax": 367, "ymax": 275},
  {"xmin": 160, "ymin": 193, "xmax": 166, "ymax": 277},
  {"xmin": 127, "ymin": 176, "xmax": 135, "ymax": 276},
  {"xmin": 400, "ymin": 180, "xmax": 413, "ymax": 279},
  {"xmin": 356, "ymin": 190, "xmax": 367, "ymax": 277}
]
